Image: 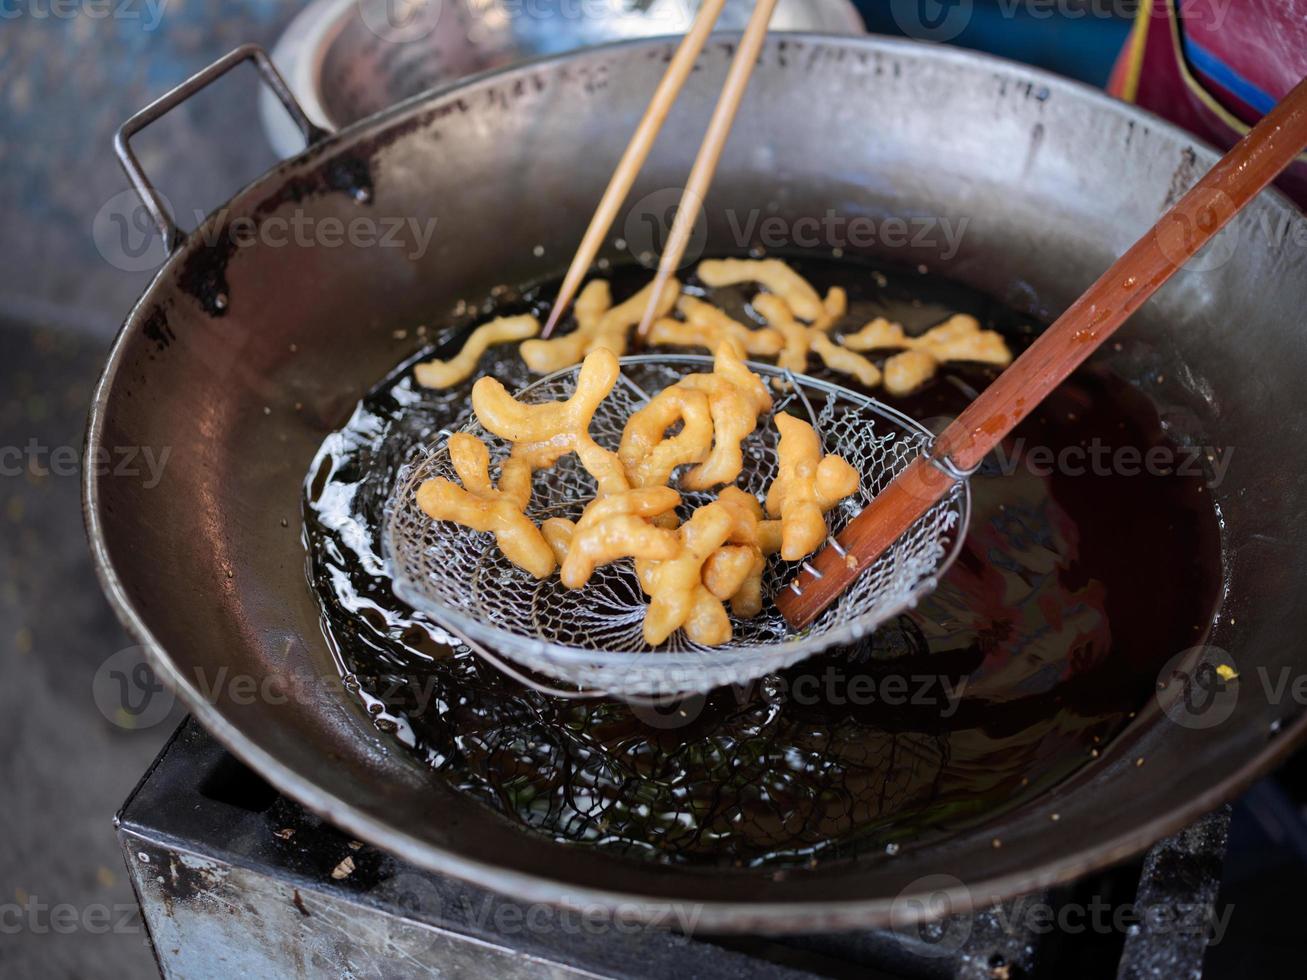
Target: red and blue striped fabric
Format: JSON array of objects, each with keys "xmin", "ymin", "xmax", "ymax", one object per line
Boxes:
[{"xmin": 1109, "ymin": 0, "xmax": 1307, "ymax": 208}]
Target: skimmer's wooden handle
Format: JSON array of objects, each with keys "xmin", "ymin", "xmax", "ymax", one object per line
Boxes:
[{"xmin": 779, "ymin": 74, "xmax": 1307, "ymax": 629}]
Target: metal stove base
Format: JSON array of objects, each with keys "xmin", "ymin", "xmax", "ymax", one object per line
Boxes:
[{"xmin": 117, "ymin": 719, "xmax": 1229, "ymax": 979}]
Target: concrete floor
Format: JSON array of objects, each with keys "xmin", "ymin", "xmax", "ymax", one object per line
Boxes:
[
  {"xmin": 0, "ymin": 317, "xmax": 183, "ymax": 978},
  {"xmin": 1, "ymin": 10, "xmax": 297, "ymax": 974}
]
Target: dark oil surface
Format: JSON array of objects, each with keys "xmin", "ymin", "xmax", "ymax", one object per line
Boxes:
[{"xmin": 304, "ymin": 256, "xmax": 1224, "ymax": 868}]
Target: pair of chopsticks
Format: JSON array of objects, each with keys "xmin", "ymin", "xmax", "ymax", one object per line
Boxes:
[
  {"xmin": 541, "ymin": 0, "xmax": 779, "ymax": 341},
  {"xmin": 546, "ymin": 4, "xmax": 1307, "ymax": 633}
]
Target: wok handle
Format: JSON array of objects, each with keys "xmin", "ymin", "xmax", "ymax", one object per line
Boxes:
[{"xmin": 113, "ymin": 43, "xmax": 327, "ymax": 254}]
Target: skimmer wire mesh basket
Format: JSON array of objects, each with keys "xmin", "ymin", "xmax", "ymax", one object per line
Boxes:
[{"xmin": 385, "ymin": 355, "xmax": 968, "ymax": 697}]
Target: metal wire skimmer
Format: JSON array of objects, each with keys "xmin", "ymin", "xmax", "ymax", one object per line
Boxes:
[{"xmin": 384, "ymin": 355, "xmax": 969, "ymax": 698}]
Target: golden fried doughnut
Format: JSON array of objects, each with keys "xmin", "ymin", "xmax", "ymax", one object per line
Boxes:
[
  {"xmin": 577, "ymin": 485, "xmax": 681, "ymax": 524},
  {"xmin": 682, "ymin": 295, "xmax": 786, "ymax": 354},
  {"xmin": 810, "ymin": 286, "xmax": 847, "ymax": 333},
  {"xmin": 636, "ymin": 502, "xmax": 734, "ymax": 646},
  {"xmin": 414, "ymin": 314, "xmax": 541, "ymax": 389},
  {"xmin": 645, "ymin": 318, "xmax": 740, "ymax": 356},
  {"xmin": 682, "ymin": 587, "xmax": 733, "ymax": 646},
  {"xmin": 714, "ymin": 485, "xmax": 779, "ymax": 552},
  {"xmin": 752, "ymin": 293, "xmax": 810, "ymax": 374},
  {"xmin": 703, "ymin": 339, "xmax": 773, "ymax": 415},
  {"xmin": 592, "ymin": 277, "xmax": 680, "ymax": 356},
  {"xmin": 473, "ymin": 347, "xmax": 615, "ymax": 446},
  {"xmin": 840, "ymin": 312, "xmax": 1012, "ymax": 395},
  {"xmin": 415, "ymin": 433, "xmax": 555, "ymax": 579},
  {"xmin": 913, "ymin": 314, "xmax": 1013, "ymax": 366},
  {"xmin": 473, "ymin": 348, "xmax": 628, "ymax": 494},
  {"xmin": 561, "ymin": 516, "xmax": 680, "ymax": 589},
  {"xmin": 716, "ymin": 485, "xmax": 763, "ymax": 535},
  {"xmin": 541, "ymin": 517, "xmax": 575, "ymax": 566},
  {"xmin": 697, "ymin": 258, "xmax": 824, "ymax": 322},
  {"xmin": 647, "ymin": 295, "xmax": 784, "ymax": 357},
  {"xmin": 703, "ymin": 544, "xmax": 765, "ymax": 619},
  {"xmin": 838, "ymin": 316, "xmax": 907, "ymax": 351},
  {"xmin": 670, "ymin": 346, "xmax": 768, "ymax": 490},
  {"xmin": 764, "ymin": 413, "xmax": 860, "ymax": 561},
  {"xmin": 702, "ymin": 545, "xmax": 756, "ymax": 599},
  {"xmin": 754, "ymin": 289, "xmax": 883, "ymax": 388},
  {"xmin": 520, "ymin": 280, "xmax": 611, "ymax": 374},
  {"xmin": 556, "ymin": 487, "xmax": 681, "ymax": 588},
  {"xmin": 809, "ymin": 332, "xmax": 882, "ymax": 388},
  {"xmin": 807, "ymin": 288, "xmax": 881, "ymax": 381},
  {"xmin": 883, "ymin": 349, "xmax": 939, "ymax": 396},
  {"xmin": 521, "ymin": 278, "xmax": 680, "ymax": 373},
  {"xmin": 677, "ymin": 377, "xmax": 755, "ymax": 491},
  {"xmin": 618, "ymin": 385, "xmax": 714, "ymax": 488}
]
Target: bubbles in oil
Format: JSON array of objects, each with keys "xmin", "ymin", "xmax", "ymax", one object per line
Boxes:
[{"xmin": 302, "ymin": 255, "xmax": 1224, "ymax": 868}]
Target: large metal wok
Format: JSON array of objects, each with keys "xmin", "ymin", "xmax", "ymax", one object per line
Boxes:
[{"xmin": 86, "ymin": 36, "xmax": 1307, "ymax": 931}]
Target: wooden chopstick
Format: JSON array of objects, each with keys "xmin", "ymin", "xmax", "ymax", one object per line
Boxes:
[
  {"xmin": 540, "ymin": 0, "xmax": 730, "ymax": 339},
  {"xmin": 633, "ymin": 0, "xmax": 780, "ymax": 344},
  {"xmin": 777, "ymin": 72, "xmax": 1307, "ymax": 630}
]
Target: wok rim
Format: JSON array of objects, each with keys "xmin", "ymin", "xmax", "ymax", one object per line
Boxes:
[{"xmin": 84, "ymin": 32, "xmax": 1307, "ymax": 931}]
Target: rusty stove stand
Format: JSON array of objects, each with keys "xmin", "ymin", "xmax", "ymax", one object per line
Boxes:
[{"xmin": 117, "ymin": 720, "xmax": 1229, "ymax": 979}]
